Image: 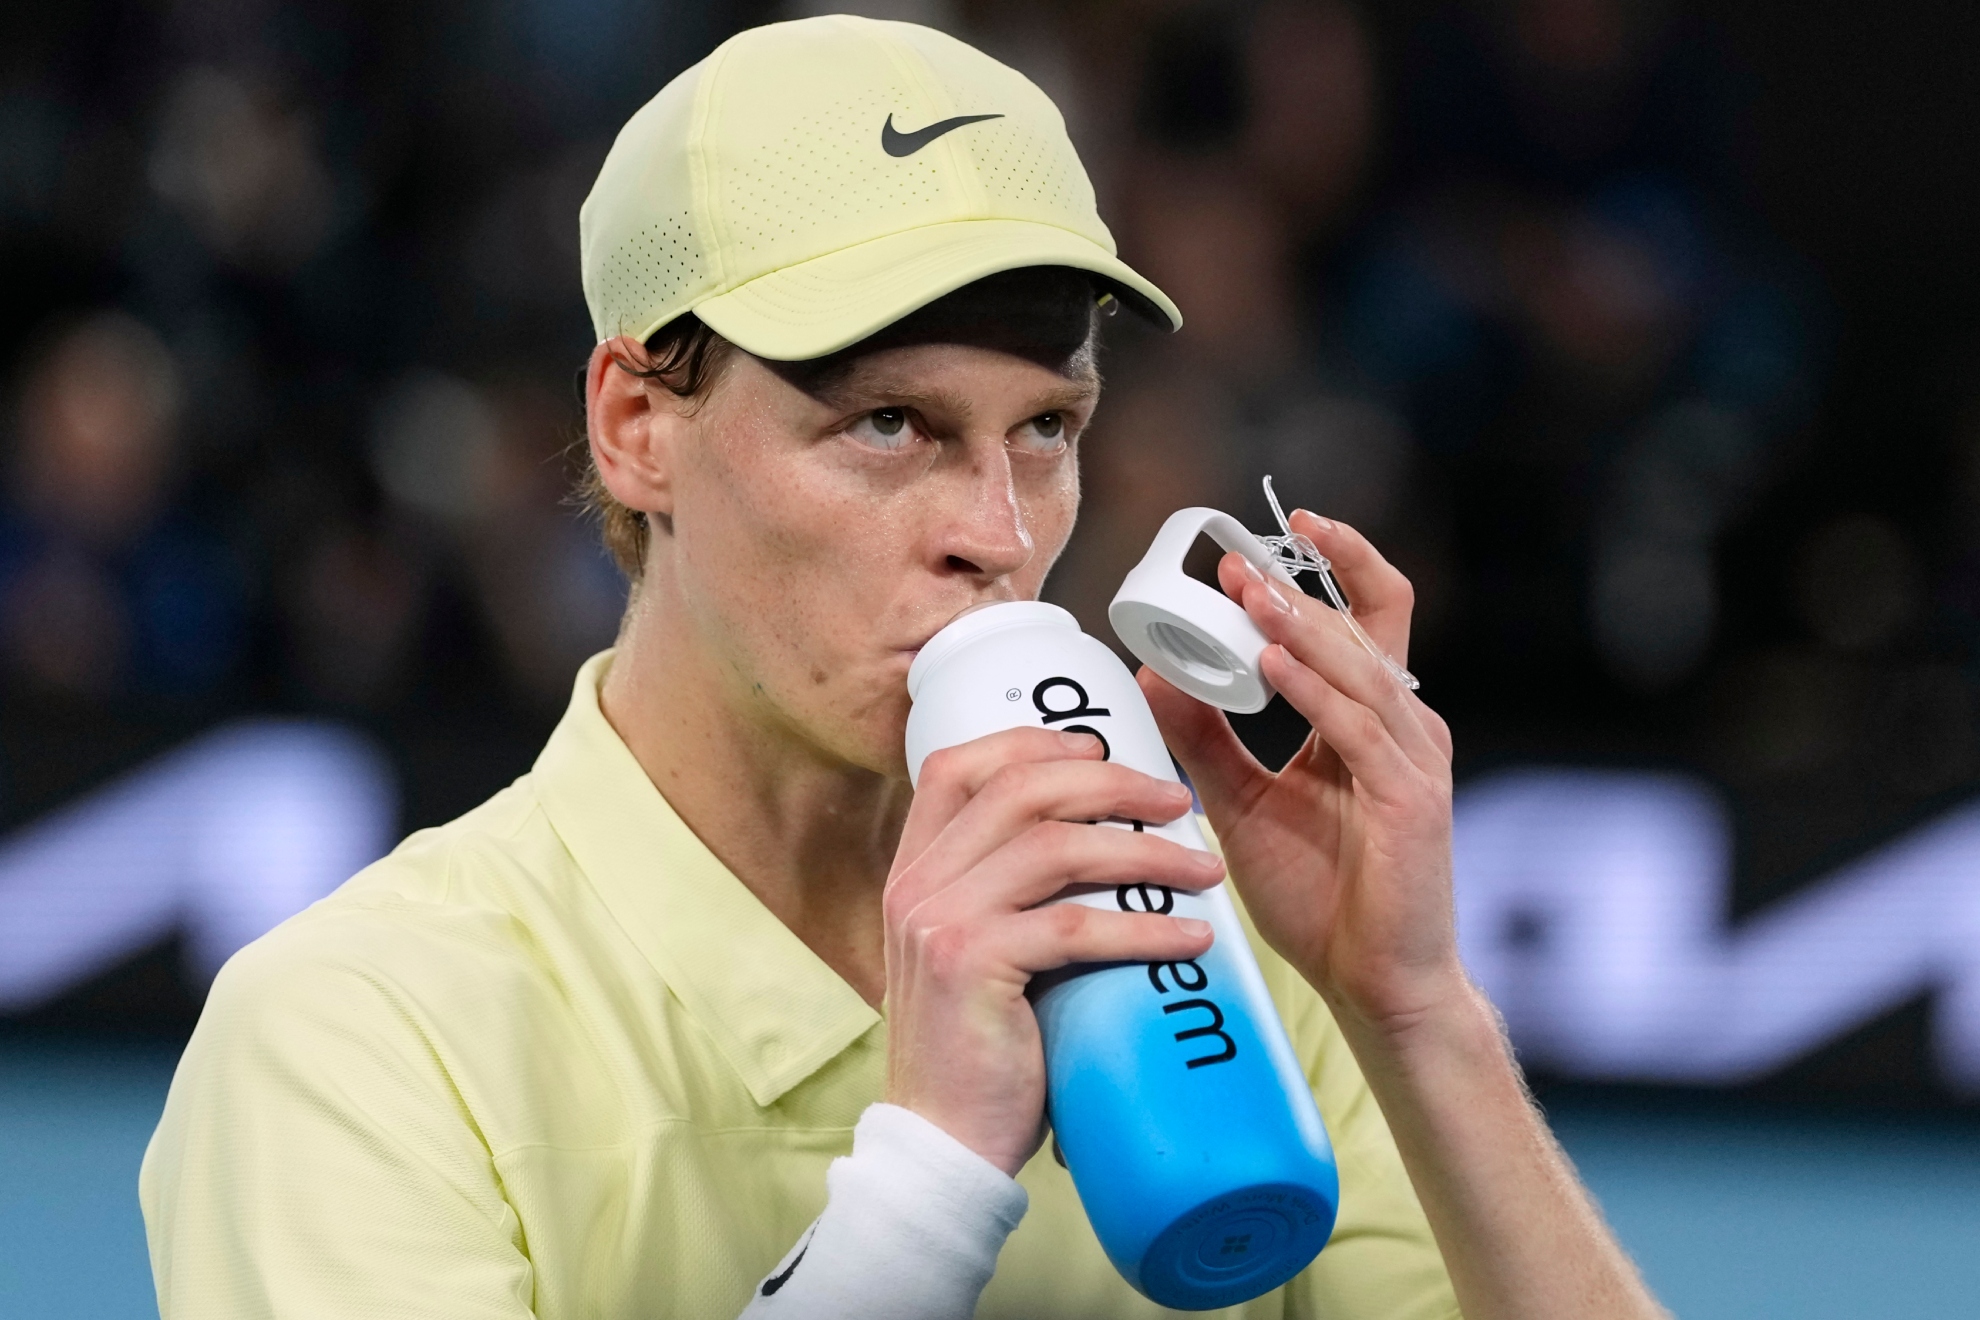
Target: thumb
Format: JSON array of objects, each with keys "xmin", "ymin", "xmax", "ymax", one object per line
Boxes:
[{"xmin": 1138, "ymin": 665, "xmax": 1271, "ymax": 820}]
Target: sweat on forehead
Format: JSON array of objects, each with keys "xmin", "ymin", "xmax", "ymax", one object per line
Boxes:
[{"xmin": 763, "ymin": 267, "xmax": 1104, "ymax": 399}]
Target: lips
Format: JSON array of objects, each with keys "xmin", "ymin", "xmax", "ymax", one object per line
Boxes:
[{"xmin": 902, "ymin": 598, "xmax": 1022, "ymax": 656}]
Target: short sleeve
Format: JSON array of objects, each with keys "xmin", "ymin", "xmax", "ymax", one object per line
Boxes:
[{"xmin": 139, "ymin": 911, "xmax": 536, "ymax": 1319}]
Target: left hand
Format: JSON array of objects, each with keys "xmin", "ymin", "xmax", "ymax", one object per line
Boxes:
[{"xmin": 1140, "ymin": 509, "xmax": 1463, "ymax": 1037}]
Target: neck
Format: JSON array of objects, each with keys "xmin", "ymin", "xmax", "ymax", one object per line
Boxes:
[{"xmin": 598, "ymin": 579, "xmax": 908, "ymax": 1007}]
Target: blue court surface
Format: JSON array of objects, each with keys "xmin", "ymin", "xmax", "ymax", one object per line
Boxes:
[{"xmin": 2, "ymin": 1036, "xmax": 1977, "ymax": 1318}]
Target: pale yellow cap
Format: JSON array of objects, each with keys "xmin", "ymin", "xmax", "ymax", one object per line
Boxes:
[{"xmin": 579, "ymin": 15, "xmax": 1181, "ymax": 360}]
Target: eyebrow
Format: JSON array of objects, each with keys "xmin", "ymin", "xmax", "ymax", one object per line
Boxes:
[{"xmin": 809, "ymin": 369, "xmax": 1100, "ymax": 420}]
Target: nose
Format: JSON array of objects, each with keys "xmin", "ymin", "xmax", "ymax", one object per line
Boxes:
[{"xmin": 931, "ymin": 443, "xmax": 1033, "ymax": 583}]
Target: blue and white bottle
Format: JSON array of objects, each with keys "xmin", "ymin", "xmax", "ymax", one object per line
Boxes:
[{"xmin": 905, "ymin": 601, "xmax": 1339, "ymax": 1310}]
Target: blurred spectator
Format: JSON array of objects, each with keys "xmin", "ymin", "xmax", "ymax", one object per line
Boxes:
[
  {"xmin": 1053, "ymin": 0, "xmax": 1443, "ymax": 664},
  {"xmin": 1048, "ymin": 363, "xmax": 1236, "ymax": 644},
  {"xmin": 1340, "ymin": 0, "xmax": 1820, "ymax": 695},
  {"xmin": 0, "ymin": 313, "xmax": 246, "ymax": 702},
  {"xmin": 1702, "ymin": 358, "xmax": 1978, "ymax": 802},
  {"xmin": 1241, "ymin": 0, "xmax": 1376, "ymax": 238},
  {"xmin": 283, "ymin": 512, "xmax": 429, "ymax": 711},
  {"xmin": 148, "ymin": 66, "xmax": 339, "ymax": 278},
  {"xmin": 367, "ymin": 370, "xmax": 622, "ymax": 708},
  {"xmin": 1714, "ymin": 514, "xmax": 1939, "ymax": 779}
]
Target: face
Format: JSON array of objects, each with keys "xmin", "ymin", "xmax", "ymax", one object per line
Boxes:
[
  {"xmin": 599, "ymin": 339, "xmax": 1098, "ymax": 778},
  {"xmin": 21, "ymin": 318, "xmax": 178, "ymax": 542}
]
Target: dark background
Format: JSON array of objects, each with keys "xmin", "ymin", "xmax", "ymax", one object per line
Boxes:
[{"xmin": 3, "ymin": 0, "xmax": 1978, "ymax": 1106}]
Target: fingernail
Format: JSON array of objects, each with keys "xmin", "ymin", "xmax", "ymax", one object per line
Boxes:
[
  {"xmin": 1237, "ymin": 557, "xmax": 1265, "ymax": 584},
  {"xmin": 1177, "ymin": 918, "xmax": 1212, "ymax": 938},
  {"xmin": 1191, "ymin": 850, "xmax": 1223, "ymax": 870},
  {"xmin": 1295, "ymin": 509, "xmax": 1335, "ymax": 533},
  {"xmin": 1060, "ymin": 731, "xmax": 1100, "ymax": 751},
  {"xmin": 1261, "ymin": 582, "xmax": 1293, "ymax": 614}
]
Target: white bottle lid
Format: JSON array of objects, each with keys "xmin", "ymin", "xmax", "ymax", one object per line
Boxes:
[{"xmin": 1107, "ymin": 509, "xmax": 1295, "ymax": 714}]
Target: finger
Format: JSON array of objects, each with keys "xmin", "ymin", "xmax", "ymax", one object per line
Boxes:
[
  {"xmin": 900, "ymin": 726, "xmax": 1109, "ymax": 865},
  {"xmin": 891, "ymin": 759, "xmax": 1195, "ymax": 909},
  {"xmin": 987, "ymin": 904, "xmax": 1216, "ymax": 976},
  {"xmin": 906, "ymin": 822, "xmax": 1224, "ymax": 926},
  {"xmin": 1217, "ymin": 550, "xmax": 1374, "ymax": 678},
  {"xmin": 1258, "ymin": 642, "xmax": 1438, "ymax": 810},
  {"xmin": 1413, "ymin": 694, "xmax": 1454, "ymax": 761},
  {"xmin": 1137, "ymin": 665, "xmax": 1276, "ymax": 813},
  {"xmin": 1238, "ymin": 575, "xmax": 1446, "ymax": 773},
  {"xmin": 1288, "ymin": 510, "xmax": 1414, "ymax": 663}
]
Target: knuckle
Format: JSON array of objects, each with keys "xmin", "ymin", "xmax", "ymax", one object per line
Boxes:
[
  {"xmin": 920, "ymin": 745, "xmax": 967, "ymax": 786},
  {"xmin": 1045, "ymin": 903, "xmax": 1090, "ymax": 943},
  {"xmin": 882, "ymin": 876, "xmax": 927, "ymax": 929},
  {"xmin": 982, "ymin": 761, "xmax": 1035, "ymax": 802},
  {"xmin": 897, "ymin": 902, "xmax": 935, "ymax": 943},
  {"xmin": 918, "ymin": 921, "xmax": 974, "ymax": 978}
]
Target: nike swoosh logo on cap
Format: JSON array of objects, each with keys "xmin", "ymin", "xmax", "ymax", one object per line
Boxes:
[{"xmin": 881, "ymin": 112, "xmax": 1004, "ymax": 157}]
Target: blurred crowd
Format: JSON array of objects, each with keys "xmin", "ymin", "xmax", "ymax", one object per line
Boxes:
[{"xmin": 1, "ymin": 0, "xmax": 1976, "ymax": 883}]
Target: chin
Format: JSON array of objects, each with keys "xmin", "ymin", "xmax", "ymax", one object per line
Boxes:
[
  {"xmin": 803, "ymin": 671, "xmax": 912, "ymax": 779},
  {"xmin": 829, "ymin": 727, "xmax": 912, "ymax": 782},
  {"xmin": 855, "ymin": 710, "xmax": 914, "ymax": 781}
]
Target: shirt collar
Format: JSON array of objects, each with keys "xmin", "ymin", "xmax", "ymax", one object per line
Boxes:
[{"xmin": 531, "ymin": 651, "xmax": 882, "ymax": 1107}]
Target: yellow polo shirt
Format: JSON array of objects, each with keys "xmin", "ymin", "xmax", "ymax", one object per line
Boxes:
[{"xmin": 141, "ymin": 652, "xmax": 1458, "ymax": 1319}]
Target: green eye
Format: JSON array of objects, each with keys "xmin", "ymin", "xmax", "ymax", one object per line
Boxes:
[
  {"xmin": 1014, "ymin": 413, "xmax": 1069, "ymax": 452},
  {"xmin": 849, "ymin": 409, "xmax": 915, "ymax": 450}
]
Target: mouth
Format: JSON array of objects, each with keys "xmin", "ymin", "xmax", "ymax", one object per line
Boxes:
[{"xmin": 904, "ymin": 600, "xmax": 1011, "ymax": 656}]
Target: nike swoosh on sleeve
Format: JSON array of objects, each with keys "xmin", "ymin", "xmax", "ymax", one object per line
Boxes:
[
  {"xmin": 759, "ymin": 1223, "xmax": 818, "ymax": 1299},
  {"xmin": 880, "ymin": 113, "xmax": 1004, "ymax": 157}
]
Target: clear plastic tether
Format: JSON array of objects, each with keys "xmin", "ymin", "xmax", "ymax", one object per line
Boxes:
[{"xmin": 1258, "ymin": 476, "xmax": 1419, "ymax": 691}]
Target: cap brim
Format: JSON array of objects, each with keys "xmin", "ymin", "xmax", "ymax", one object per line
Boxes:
[{"xmin": 684, "ymin": 218, "xmax": 1180, "ymax": 361}]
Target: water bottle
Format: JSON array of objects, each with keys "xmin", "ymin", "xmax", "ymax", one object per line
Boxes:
[{"xmin": 905, "ymin": 600, "xmax": 1339, "ymax": 1310}]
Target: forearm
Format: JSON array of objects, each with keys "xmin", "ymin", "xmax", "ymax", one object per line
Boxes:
[{"xmin": 1331, "ymin": 981, "xmax": 1667, "ymax": 1320}]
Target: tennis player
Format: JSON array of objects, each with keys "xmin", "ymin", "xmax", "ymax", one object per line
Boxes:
[{"xmin": 142, "ymin": 16, "xmax": 1665, "ymax": 1320}]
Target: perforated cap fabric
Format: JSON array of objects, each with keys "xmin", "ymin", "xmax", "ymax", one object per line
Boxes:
[{"xmin": 579, "ymin": 15, "xmax": 1180, "ymax": 360}]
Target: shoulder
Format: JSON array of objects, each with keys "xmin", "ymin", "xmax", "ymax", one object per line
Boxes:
[
  {"xmin": 332, "ymin": 775, "xmax": 554, "ymax": 910},
  {"xmin": 219, "ymin": 779, "xmax": 549, "ymax": 1007},
  {"xmin": 188, "ymin": 774, "xmax": 622, "ymax": 1138},
  {"xmin": 141, "ymin": 791, "xmax": 559, "ymax": 1317}
]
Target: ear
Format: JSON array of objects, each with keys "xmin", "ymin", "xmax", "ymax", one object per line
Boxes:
[{"xmin": 586, "ymin": 336, "xmax": 687, "ymax": 523}]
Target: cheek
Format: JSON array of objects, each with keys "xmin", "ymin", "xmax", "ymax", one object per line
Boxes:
[
  {"xmin": 669, "ymin": 423, "xmax": 798, "ymax": 638},
  {"xmin": 674, "ymin": 423, "xmax": 902, "ymax": 666},
  {"xmin": 1021, "ymin": 461, "xmax": 1082, "ymax": 584}
]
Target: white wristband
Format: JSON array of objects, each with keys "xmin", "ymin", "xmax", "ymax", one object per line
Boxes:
[{"xmin": 740, "ymin": 1103, "xmax": 1030, "ymax": 1319}]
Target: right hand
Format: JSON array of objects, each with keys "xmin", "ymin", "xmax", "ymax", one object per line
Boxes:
[{"xmin": 884, "ymin": 726, "xmax": 1223, "ymax": 1175}]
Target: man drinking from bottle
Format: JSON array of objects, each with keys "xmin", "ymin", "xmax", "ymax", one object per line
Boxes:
[{"xmin": 142, "ymin": 16, "xmax": 1668, "ymax": 1320}]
